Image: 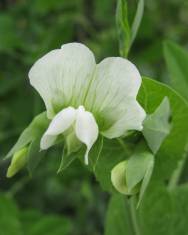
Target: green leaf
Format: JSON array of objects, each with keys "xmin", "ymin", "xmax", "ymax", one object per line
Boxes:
[
  {"xmin": 105, "ymin": 195, "xmax": 133, "ymax": 235},
  {"xmin": 116, "ymin": 0, "xmax": 144, "ymax": 57},
  {"xmin": 105, "ymin": 183, "xmax": 188, "ymax": 235},
  {"xmin": 138, "ymin": 183, "xmax": 174, "ymax": 235},
  {"xmin": 171, "ymin": 184, "xmax": 188, "ymax": 234},
  {"xmin": 164, "ymin": 41, "xmax": 188, "ymax": 101},
  {"xmin": 131, "ymin": 0, "xmax": 144, "ymax": 46},
  {"xmin": 142, "ymin": 97, "xmax": 171, "ymax": 154},
  {"xmin": 116, "ymin": 0, "xmax": 131, "ymax": 57},
  {"xmin": 0, "ymin": 194, "xmax": 22, "ymax": 235},
  {"xmin": 138, "ymin": 77, "xmax": 188, "ymax": 180}
]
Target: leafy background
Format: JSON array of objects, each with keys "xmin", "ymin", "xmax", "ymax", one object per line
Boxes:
[{"xmin": 0, "ymin": 0, "xmax": 188, "ymax": 234}]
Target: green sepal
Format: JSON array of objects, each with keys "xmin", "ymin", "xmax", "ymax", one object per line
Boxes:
[
  {"xmin": 57, "ymin": 132, "xmax": 83, "ymax": 174},
  {"xmin": 27, "ymin": 137, "xmax": 46, "ymax": 176},
  {"xmin": 5, "ymin": 112, "xmax": 50, "ymax": 176},
  {"xmin": 57, "ymin": 148, "xmax": 82, "ymax": 174},
  {"xmin": 65, "ymin": 131, "xmax": 82, "ymax": 156},
  {"xmin": 5, "ymin": 112, "xmax": 49, "ymax": 160}
]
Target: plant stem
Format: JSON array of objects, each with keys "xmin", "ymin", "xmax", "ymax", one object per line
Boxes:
[
  {"xmin": 117, "ymin": 138, "xmax": 132, "ymax": 156},
  {"xmin": 168, "ymin": 152, "xmax": 187, "ymax": 190},
  {"xmin": 129, "ymin": 196, "xmax": 141, "ymax": 235}
]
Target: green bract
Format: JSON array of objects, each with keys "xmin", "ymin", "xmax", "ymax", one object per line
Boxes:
[
  {"xmin": 142, "ymin": 97, "xmax": 171, "ymax": 154},
  {"xmin": 29, "ymin": 42, "xmax": 146, "ymax": 164},
  {"xmin": 6, "ymin": 112, "xmax": 50, "ymax": 176}
]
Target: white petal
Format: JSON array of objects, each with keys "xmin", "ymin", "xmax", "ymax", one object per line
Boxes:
[
  {"xmin": 45, "ymin": 107, "xmax": 76, "ymax": 135},
  {"xmin": 85, "ymin": 57, "xmax": 145, "ymax": 137},
  {"xmin": 29, "ymin": 43, "xmax": 96, "ymax": 118},
  {"xmin": 40, "ymin": 107, "xmax": 76, "ymax": 150},
  {"xmin": 75, "ymin": 106, "xmax": 99, "ymax": 164},
  {"xmin": 40, "ymin": 135, "xmax": 57, "ymax": 150},
  {"xmin": 102, "ymin": 100, "xmax": 146, "ymax": 138}
]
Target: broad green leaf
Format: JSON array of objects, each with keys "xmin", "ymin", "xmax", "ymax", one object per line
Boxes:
[
  {"xmin": 0, "ymin": 194, "xmax": 22, "ymax": 235},
  {"xmin": 138, "ymin": 183, "xmax": 174, "ymax": 235},
  {"xmin": 139, "ymin": 183, "xmax": 188, "ymax": 234},
  {"xmin": 131, "ymin": 0, "xmax": 144, "ymax": 46},
  {"xmin": 116, "ymin": 0, "xmax": 131, "ymax": 57},
  {"xmin": 105, "ymin": 183, "xmax": 188, "ymax": 235},
  {"xmin": 142, "ymin": 97, "xmax": 171, "ymax": 154},
  {"xmin": 105, "ymin": 195, "xmax": 133, "ymax": 235},
  {"xmin": 171, "ymin": 184, "xmax": 188, "ymax": 234},
  {"xmin": 164, "ymin": 41, "xmax": 188, "ymax": 101},
  {"xmin": 138, "ymin": 77, "xmax": 188, "ymax": 180}
]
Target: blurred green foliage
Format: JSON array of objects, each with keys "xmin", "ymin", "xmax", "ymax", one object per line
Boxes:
[{"xmin": 0, "ymin": 0, "xmax": 188, "ymax": 234}]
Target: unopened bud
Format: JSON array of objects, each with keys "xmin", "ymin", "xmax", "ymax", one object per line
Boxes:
[{"xmin": 7, "ymin": 147, "xmax": 28, "ymax": 178}]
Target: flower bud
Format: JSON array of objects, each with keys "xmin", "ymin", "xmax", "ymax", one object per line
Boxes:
[
  {"xmin": 7, "ymin": 147, "xmax": 28, "ymax": 178},
  {"xmin": 111, "ymin": 161, "xmax": 139, "ymax": 195}
]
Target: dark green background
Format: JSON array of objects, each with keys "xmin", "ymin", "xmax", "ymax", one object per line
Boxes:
[{"xmin": 0, "ymin": 0, "xmax": 188, "ymax": 234}]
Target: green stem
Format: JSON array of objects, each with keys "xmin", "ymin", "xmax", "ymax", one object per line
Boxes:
[
  {"xmin": 117, "ymin": 138, "xmax": 132, "ymax": 156},
  {"xmin": 168, "ymin": 152, "xmax": 187, "ymax": 190},
  {"xmin": 129, "ymin": 196, "xmax": 141, "ymax": 235},
  {"xmin": 119, "ymin": 139, "xmax": 141, "ymax": 234}
]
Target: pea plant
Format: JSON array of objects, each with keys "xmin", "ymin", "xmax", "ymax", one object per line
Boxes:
[{"xmin": 4, "ymin": 0, "xmax": 188, "ymax": 234}]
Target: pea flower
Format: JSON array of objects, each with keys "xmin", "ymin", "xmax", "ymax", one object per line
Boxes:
[{"xmin": 29, "ymin": 43, "xmax": 146, "ymax": 164}]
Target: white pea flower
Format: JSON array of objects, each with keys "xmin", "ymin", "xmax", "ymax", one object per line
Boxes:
[{"xmin": 29, "ymin": 43, "xmax": 146, "ymax": 164}]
